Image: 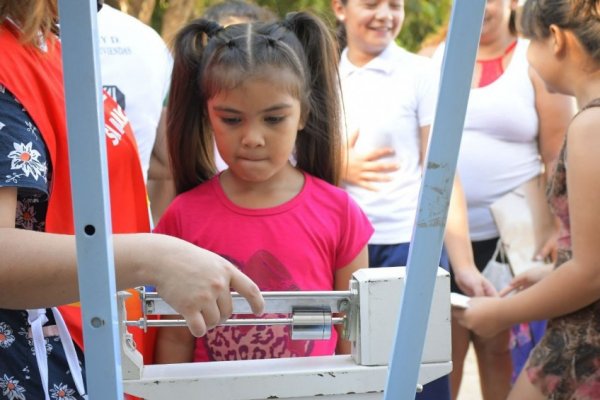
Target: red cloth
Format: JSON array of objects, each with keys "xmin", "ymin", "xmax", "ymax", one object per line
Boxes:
[
  {"xmin": 477, "ymin": 40, "xmax": 518, "ymax": 87},
  {"xmin": 0, "ymin": 22, "xmax": 155, "ymax": 363}
]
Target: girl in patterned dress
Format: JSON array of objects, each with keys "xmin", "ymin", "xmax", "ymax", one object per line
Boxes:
[{"xmin": 454, "ymin": 0, "xmax": 600, "ymax": 398}]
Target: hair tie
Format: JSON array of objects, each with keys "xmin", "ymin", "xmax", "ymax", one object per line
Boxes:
[
  {"xmin": 281, "ymin": 18, "xmax": 294, "ymax": 31},
  {"xmin": 266, "ymin": 37, "xmax": 276, "ymax": 47},
  {"xmin": 227, "ymin": 39, "xmax": 236, "ymax": 49},
  {"xmin": 205, "ymin": 21, "xmax": 224, "ymax": 38}
]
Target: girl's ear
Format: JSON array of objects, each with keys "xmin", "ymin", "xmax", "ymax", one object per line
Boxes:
[
  {"xmin": 549, "ymin": 24, "xmax": 567, "ymax": 57},
  {"xmin": 331, "ymin": 0, "xmax": 346, "ymax": 22}
]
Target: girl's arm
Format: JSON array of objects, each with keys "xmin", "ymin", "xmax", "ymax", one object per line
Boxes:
[
  {"xmin": 155, "ymin": 322, "xmax": 196, "ymax": 364},
  {"xmin": 531, "ymin": 67, "xmax": 574, "ymax": 260},
  {"xmin": 456, "ymin": 109, "xmax": 600, "ymax": 336},
  {"xmin": 0, "ymin": 187, "xmax": 264, "ymax": 337},
  {"xmin": 334, "ymin": 246, "xmax": 368, "ymax": 354},
  {"xmin": 418, "ymin": 125, "xmax": 495, "ymax": 297},
  {"xmin": 148, "ymin": 107, "xmax": 177, "ymax": 223},
  {"xmin": 444, "ymin": 176, "xmax": 496, "ymax": 296}
]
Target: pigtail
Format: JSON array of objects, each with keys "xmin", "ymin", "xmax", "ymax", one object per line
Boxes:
[
  {"xmin": 167, "ymin": 19, "xmax": 222, "ymax": 194},
  {"xmin": 283, "ymin": 12, "xmax": 342, "ymax": 186}
]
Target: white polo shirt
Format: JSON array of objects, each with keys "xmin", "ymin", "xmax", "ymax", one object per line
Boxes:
[
  {"xmin": 97, "ymin": 5, "xmax": 173, "ymax": 181},
  {"xmin": 339, "ymin": 43, "xmax": 439, "ymax": 244}
]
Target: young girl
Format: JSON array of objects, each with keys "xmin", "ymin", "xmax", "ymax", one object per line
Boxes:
[
  {"xmin": 429, "ymin": 1, "xmax": 574, "ymax": 398},
  {"xmin": 154, "ymin": 12, "xmax": 372, "ymax": 363},
  {"xmin": 455, "ymin": 0, "xmax": 600, "ymax": 398}
]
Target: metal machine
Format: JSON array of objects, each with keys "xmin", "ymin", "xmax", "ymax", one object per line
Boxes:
[
  {"xmin": 57, "ymin": 0, "xmax": 485, "ymax": 398},
  {"xmin": 120, "ymin": 267, "xmax": 451, "ymax": 400}
]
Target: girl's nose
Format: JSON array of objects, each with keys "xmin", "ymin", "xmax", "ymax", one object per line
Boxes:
[{"xmin": 241, "ymin": 127, "xmax": 265, "ymax": 148}]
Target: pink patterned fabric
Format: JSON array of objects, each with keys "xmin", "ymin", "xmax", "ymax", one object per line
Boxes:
[
  {"xmin": 154, "ymin": 171, "xmax": 373, "ymax": 361},
  {"xmin": 526, "ymin": 99, "xmax": 600, "ymax": 399}
]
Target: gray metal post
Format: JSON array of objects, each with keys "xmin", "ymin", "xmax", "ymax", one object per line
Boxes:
[
  {"xmin": 58, "ymin": 0, "xmax": 123, "ymax": 398},
  {"xmin": 384, "ymin": 1, "xmax": 485, "ymax": 398}
]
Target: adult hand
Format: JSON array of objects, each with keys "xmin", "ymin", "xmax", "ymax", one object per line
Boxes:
[
  {"xmin": 498, "ymin": 263, "xmax": 553, "ymax": 297},
  {"xmin": 148, "ymin": 234, "xmax": 264, "ymax": 337},
  {"xmin": 452, "ymin": 296, "xmax": 506, "ymax": 338},
  {"xmin": 341, "ymin": 130, "xmax": 399, "ymax": 191},
  {"xmin": 453, "ymin": 267, "xmax": 497, "ymax": 297}
]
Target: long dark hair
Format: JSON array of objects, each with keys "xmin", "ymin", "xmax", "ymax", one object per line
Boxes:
[
  {"xmin": 520, "ymin": 0, "xmax": 600, "ymax": 62},
  {"xmin": 167, "ymin": 12, "xmax": 342, "ymax": 194}
]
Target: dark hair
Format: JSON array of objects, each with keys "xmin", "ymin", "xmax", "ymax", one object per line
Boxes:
[
  {"xmin": 167, "ymin": 12, "xmax": 342, "ymax": 194},
  {"xmin": 203, "ymin": 0, "xmax": 275, "ymax": 25},
  {"xmin": 520, "ymin": 0, "xmax": 600, "ymax": 61}
]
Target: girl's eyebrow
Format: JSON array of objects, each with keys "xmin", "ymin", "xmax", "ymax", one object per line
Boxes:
[{"xmin": 212, "ymin": 103, "xmax": 293, "ymax": 113}]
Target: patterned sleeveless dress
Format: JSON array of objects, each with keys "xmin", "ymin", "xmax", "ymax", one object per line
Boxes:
[{"xmin": 526, "ymin": 98, "xmax": 600, "ymax": 399}]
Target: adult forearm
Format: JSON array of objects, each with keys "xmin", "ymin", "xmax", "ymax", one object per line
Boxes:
[{"xmin": 0, "ymin": 230, "xmax": 155, "ymax": 309}]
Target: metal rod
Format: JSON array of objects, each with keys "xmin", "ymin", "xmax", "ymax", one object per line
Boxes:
[
  {"xmin": 126, "ymin": 317, "xmax": 346, "ymax": 328},
  {"xmin": 143, "ymin": 291, "xmax": 354, "ymax": 315},
  {"xmin": 58, "ymin": 1, "xmax": 123, "ymax": 398},
  {"xmin": 383, "ymin": 1, "xmax": 486, "ymax": 398}
]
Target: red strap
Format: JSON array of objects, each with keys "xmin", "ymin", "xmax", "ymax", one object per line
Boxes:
[{"xmin": 477, "ymin": 40, "xmax": 517, "ymax": 88}]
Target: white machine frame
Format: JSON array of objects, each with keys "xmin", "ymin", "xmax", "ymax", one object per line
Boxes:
[
  {"xmin": 56, "ymin": 1, "xmax": 485, "ymax": 398},
  {"xmin": 121, "ymin": 267, "xmax": 451, "ymax": 400}
]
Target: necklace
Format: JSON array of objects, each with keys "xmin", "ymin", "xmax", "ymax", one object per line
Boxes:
[{"xmin": 476, "ymin": 40, "xmax": 518, "ymax": 87}]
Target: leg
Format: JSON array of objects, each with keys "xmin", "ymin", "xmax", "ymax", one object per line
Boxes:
[
  {"xmin": 507, "ymin": 365, "xmax": 546, "ymax": 400},
  {"xmin": 472, "ymin": 329, "xmax": 513, "ymax": 400},
  {"xmin": 450, "ymin": 319, "xmax": 471, "ymax": 400}
]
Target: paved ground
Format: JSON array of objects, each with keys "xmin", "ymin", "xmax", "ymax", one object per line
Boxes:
[{"xmin": 456, "ymin": 344, "xmax": 483, "ymax": 400}]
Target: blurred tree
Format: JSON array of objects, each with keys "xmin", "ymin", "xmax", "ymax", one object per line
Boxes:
[{"xmin": 108, "ymin": 0, "xmax": 452, "ymax": 52}]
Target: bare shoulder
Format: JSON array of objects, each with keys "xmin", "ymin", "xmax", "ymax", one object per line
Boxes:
[
  {"xmin": 569, "ymin": 106, "xmax": 600, "ymax": 144},
  {"xmin": 567, "ymin": 106, "xmax": 600, "ymax": 175}
]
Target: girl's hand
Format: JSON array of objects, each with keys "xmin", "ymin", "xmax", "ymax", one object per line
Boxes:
[
  {"xmin": 452, "ymin": 296, "xmax": 506, "ymax": 338},
  {"xmin": 498, "ymin": 263, "xmax": 554, "ymax": 297},
  {"xmin": 144, "ymin": 234, "xmax": 264, "ymax": 337},
  {"xmin": 453, "ymin": 267, "xmax": 498, "ymax": 297},
  {"xmin": 341, "ymin": 130, "xmax": 399, "ymax": 191},
  {"xmin": 534, "ymin": 226, "xmax": 559, "ymax": 263}
]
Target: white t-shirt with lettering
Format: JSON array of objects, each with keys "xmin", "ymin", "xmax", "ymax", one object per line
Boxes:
[{"xmin": 97, "ymin": 5, "xmax": 172, "ymax": 181}]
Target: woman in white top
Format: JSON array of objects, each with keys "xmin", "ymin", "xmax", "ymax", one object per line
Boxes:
[{"xmin": 331, "ymin": 1, "xmax": 496, "ymax": 399}]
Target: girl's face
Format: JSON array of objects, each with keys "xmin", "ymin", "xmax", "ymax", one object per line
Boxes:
[
  {"xmin": 527, "ymin": 35, "xmax": 567, "ymax": 95},
  {"xmin": 480, "ymin": 0, "xmax": 516, "ymax": 44},
  {"xmin": 333, "ymin": 0, "xmax": 404, "ymax": 64},
  {"xmin": 208, "ymin": 74, "xmax": 304, "ymax": 185}
]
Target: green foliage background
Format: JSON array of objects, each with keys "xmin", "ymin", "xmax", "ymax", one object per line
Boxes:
[{"xmin": 151, "ymin": 0, "xmax": 452, "ymax": 52}]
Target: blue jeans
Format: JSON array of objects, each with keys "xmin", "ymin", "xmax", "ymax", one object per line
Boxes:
[{"xmin": 368, "ymin": 242, "xmax": 451, "ymax": 400}]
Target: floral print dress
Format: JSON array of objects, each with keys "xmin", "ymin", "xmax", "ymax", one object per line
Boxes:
[
  {"xmin": 526, "ymin": 99, "xmax": 600, "ymax": 400},
  {"xmin": 0, "ymin": 86, "xmax": 86, "ymax": 400}
]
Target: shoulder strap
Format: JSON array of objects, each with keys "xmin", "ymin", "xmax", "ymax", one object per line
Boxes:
[{"xmin": 581, "ymin": 98, "xmax": 600, "ymax": 111}]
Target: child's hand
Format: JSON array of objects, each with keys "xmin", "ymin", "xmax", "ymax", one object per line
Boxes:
[
  {"xmin": 341, "ymin": 130, "xmax": 399, "ymax": 191},
  {"xmin": 498, "ymin": 263, "xmax": 553, "ymax": 297},
  {"xmin": 452, "ymin": 296, "xmax": 505, "ymax": 338},
  {"xmin": 453, "ymin": 267, "xmax": 498, "ymax": 297}
]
